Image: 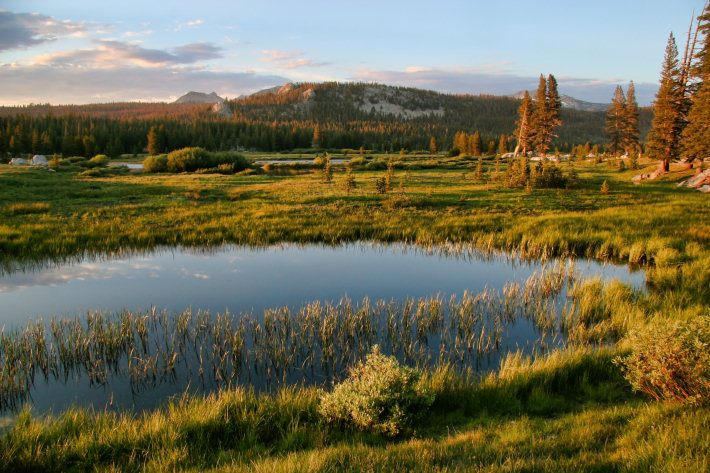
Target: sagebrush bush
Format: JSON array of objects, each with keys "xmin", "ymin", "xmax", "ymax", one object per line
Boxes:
[
  {"xmin": 142, "ymin": 154, "xmax": 168, "ymax": 172},
  {"xmin": 143, "ymin": 148, "xmax": 249, "ymax": 174},
  {"xmin": 318, "ymin": 345, "xmax": 434, "ymax": 436},
  {"xmin": 614, "ymin": 316, "xmax": 710, "ymax": 405},
  {"xmin": 89, "ymin": 154, "xmax": 110, "ymax": 166},
  {"xmin": 167, "ymin": 147, "xmax": 211, "ymax": 172}
]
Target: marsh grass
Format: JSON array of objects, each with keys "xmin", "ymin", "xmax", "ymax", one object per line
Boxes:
[
  {"xmin": 1, "ymin": 156, "xmax": 709, "ymax": 471},
  {"xmin": 0, "ymin": 262, "xmax": 582, "ymax": 412},
  {"xmin": 1, "ymin": 348, "xmax": 707, "ymax": 473},
  {"xmin": 1, "ymin": 157, "xmax": 707, "ymax": 274}
]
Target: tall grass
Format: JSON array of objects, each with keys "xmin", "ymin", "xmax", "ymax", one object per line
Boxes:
[
  {"xmin": 0, "ymin": 263, "xmax": 582, "ymax": 412},
  {"xmin": 2, "ymin": 348, "xmax": 707, "ymax": 473}
]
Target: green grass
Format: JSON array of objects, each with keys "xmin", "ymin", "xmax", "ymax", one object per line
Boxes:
[
  {"xmin": 1, "ymin": 349, "xmax": 708, "ymax": 472},
  {"xmin": 1, "ymin": 154, "xmax": 709, "ymax": 471}
]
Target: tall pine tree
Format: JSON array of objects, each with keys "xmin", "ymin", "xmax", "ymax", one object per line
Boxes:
[
  {"xmin": 605, "ymin": 85, "xmax": 627, "ymax": 155},
  {"xmin": 531, "ymin": 75, "xmax": 549, "ymax": 155},
  {"xmin": 530, "ymin": 74, "xmax": 562, "ymax": 157},
  {"xmin": 623, "ymin": 81, "xmax": 640, "ymax": 154},
  {"xmin": 513, "ymin": 91, "xmax": 533, "ymax": 157},
  {"xmin": 648, "ymin": 33, "xmax": 684, "ymax": 172},
  {"xmin": 546, "ymin": 74, "xmax": 562, "ymax": 145},
  {"xmin": 681, "ymin": 3, "xmax": 710, "ymax": 161}
]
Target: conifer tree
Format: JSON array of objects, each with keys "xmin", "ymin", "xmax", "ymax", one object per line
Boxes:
[
  {"xmin": 429, "ymin": 136, "xmax": 437, "ymax": 156},
  {"xmin": 546, "ymin": 74, "xmax": 562, "ymax": 137},
  {"xmin": 147, "ymin": 126, "xmax": 159, "ymax": 156},
  {"xmin": 475, "ymin": 155, "xmax": 484, "ymax": 180},
  {"xmin": 623, "ymin": 81, "xmax": 640, "ymax": 154},
  {"xmin": 531, "ymin": 75, "xmax": 549, "ymax": 155},
  {"xmin": 498, "ymin": 134, "xmax": 508, "ymax": 154},
  {"xmin": 513, "ymin": 91, "xmax": 533, "ymax": 157},
  {"xmin": 605, "ymin": 85, "xmax": 627, "ymax": 155},
  {"xmin": 531, "ymin": 74, "xmax": 562, "ymax": 157},
  {"xmin": 312, "ymin": 124, "xmax": 322, "ymax": 149},
  {"xmin": 647, "ymin": 33, "xmax": 684, "ymax": 172},
  {"xmin": 682, "ymin": 3, "xmax": 710, "ymax": 161},
  {"xmin": 472, "ymin": 131, "xmax": 482, "ymax": 156}
]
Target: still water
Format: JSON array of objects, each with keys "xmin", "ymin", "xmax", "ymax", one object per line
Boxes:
[{"xmin": 0, "ymin": 243, "xmax": 643, "ymax": 415}]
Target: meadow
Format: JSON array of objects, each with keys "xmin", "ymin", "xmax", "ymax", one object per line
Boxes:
[{"xmin": 0, "ymin": 152, "xmax": 709, "ymax": 472}]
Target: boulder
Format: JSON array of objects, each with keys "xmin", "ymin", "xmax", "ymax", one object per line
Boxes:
[
  {"xmin": 684, "ymin": 169, "xmax": 710, "ymax": 188},
  {"xmin": 211, "ymin": 101, "xmax": 234, "ymax": 119},
  {"xmin": 30, "ymin": 154, "xmax": 48, "ymax": 166},
  {"xmin": 9, "ymin": 157, "xmax": 29, "ymax": 165}
]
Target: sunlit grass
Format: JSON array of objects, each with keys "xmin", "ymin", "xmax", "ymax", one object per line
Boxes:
[{"xmin": 0, "ymin": 155, "xmax": 709, "ymax": 472}]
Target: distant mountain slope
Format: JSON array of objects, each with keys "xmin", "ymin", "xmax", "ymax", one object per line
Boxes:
[
  {"xmin": 229, "ymin": 82, "xmax": 651, "ymax": 145},
  {"xmin": 511, "ymin": 90, "xmax": 609, "ymax": 112},
  {"xmin": 174, "ymin": 91, "xmax": 224, "ymax": 104}
]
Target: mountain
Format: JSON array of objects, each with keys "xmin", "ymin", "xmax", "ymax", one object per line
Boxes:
[
  {"xmin": 559, "ymin": 95, "xmax": 609, "ymax": 112},
  {"xmin": 230, "ymin": 81, "xmax": 651, "ymax": 145},
  {"xmin": 174, "ymin": 91, "xmax": 224, "ymax": 104},
  {"xmin": 511, "ymin": 90, "xmax": 609, "ymax": 112}
]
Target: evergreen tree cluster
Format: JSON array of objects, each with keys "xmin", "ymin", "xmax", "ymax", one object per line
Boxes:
[
  {"xmin": 649, "ymin": 3, "xmax": 710, "ymax": 169},
  {"xmin": 681, "ymin": 4, "xmax": 710, "ymax": 162},
  {"xmin": 0, "ymin": 82, "xmax": 654, "ymax": 160},
  {"xmin": 512, "ymin": 75, "xmax": 563, "ymax": 157},
  {"xmin": 605, "ymin": 82, "xmax": 640, "ymax": 156},
  {"xmin": 452, "ymin": 130, "xmax": 484, "ymax": 156}
]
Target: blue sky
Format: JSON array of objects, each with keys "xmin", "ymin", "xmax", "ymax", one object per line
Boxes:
[{"xmin": 0, "ymin": 0, "xmax": 706, "ymax": 105}]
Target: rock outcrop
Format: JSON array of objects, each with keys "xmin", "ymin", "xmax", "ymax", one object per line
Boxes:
[
  {"xmin": 174, "ymin": 91, "xmax": 224, "ymax": 104},
  {"xmin": 678, "ymin": 168, "xmax": 710, "ymax": 192}
]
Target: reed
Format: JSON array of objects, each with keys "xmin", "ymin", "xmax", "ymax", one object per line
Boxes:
[{"xmin": 0, "ymin": 263, "xmax": 597, "ymax": 412}]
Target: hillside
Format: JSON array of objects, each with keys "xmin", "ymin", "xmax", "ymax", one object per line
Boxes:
[
  {"xmin": 174, "ymin": 91, "xmax": 224, "ymax": 104},
  {"xmin": 230, "ymin": 82, "xmax": 652, "ymax": 147},
  {"xmin": 0, "ymin": 82, "xmax": 652, "ymax": 157},
  {"xmin": 511, "ymin": 90, "xmax": 609, "ymax": 112}
]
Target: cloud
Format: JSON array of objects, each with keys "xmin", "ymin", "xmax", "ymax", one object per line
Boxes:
[
  {"xmin": 173, "ymin": 19, "xmax": 205, "ymax": 32},
  {"xmin": 0, "ymin": 64, "xmax": 291, "ymax": 104},
  {"xmin": 0, "ymin": 262, "xmax": 126, "ymax": 293},
  {"xmin": 21, "ymin": 40, "xmax": 222, "ymax": 68},
  {"xmin": 351, "ymin": 67, "xmax": 658, "ymax": 105},
  {"xmin": 0, "ymin": 10, "xmax": 97, "ymax": 52},
  {"xmin": 260, "ymin": 49, "xmax": 330, "ymax": 69}
]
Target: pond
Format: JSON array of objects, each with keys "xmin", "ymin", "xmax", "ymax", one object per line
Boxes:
[
  {"xmin": 253, "ymin": 159, "xmax": 349, "ymax": 164},
  {"xmin": 0, "ymin": 243, "xmax": 644, "ymax": 416}
]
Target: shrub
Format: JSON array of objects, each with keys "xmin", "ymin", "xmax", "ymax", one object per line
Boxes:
[
  {"xmin": 375, "ymin": 176, "xmax": 388, "ymax": 194},
  {"xmin": 614, "ymin": 316, "xmax": 710, "ymax": 405},
  {"xmin": 318, "ymin": 345, "xmax": 434, "ymax": 436},
  {"xmin": 210, "ymin": 151, "xmax": 249, "ymax": 172},
  {"xmin": 601, "ymin": 180, "xmax": 610, "ymax": 194},
  {"xmin": 349, "ymin": 156, "xmax": 366, "ymax": 166},
  {"xmin": 89, "ymin": 154, "xmax": 110, "ymax": 166},
  {"xmin": 143, "ymin": 154, "xmax": 168, "ymax": 173},
  {"xmin": 166, "ymin": 147, "xmax": 211, "ymax": 173}
]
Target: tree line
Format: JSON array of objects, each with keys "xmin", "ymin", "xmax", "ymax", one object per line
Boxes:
[
  {"xmin": 647, "ymin": 3, "xmax": 710, "ymax": 171},
  {"xmin": 0, "ymin": 82, "xmax": 655, "ymax": 159}
]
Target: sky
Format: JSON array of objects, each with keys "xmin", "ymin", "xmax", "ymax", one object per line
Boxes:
[{"xmin": 0, "ymin": 0, "xmax": 706, "ymax": 106}]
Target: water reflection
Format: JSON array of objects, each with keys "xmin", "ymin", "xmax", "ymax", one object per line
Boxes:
[
  {"xmin": 0, "ymin": 242, "xmax": 643, "ymax": 327},
  {"xmin": 0, "ymin": 243, "xmax": 644, "ymax": 415}
]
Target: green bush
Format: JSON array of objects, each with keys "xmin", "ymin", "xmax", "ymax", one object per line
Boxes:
[
  {"xmin": 89, "ymin": 154, "xmax": 110, "ymax": 166},
  {"xmin": 318, "ymin": 345, "xmax": 434, "ymax": 436},
  {"xmin": 143, "ymin": 154, "xmax": 168, "ymax": 173},
  {"xmin": 614, "ymin": 316, "xmax": 710, "ymax": 405},
  {"xmin": 166, "ymin": 147, "xmax": 211, "ymax": 173},
  {"xmin": 160, "ymin": 148, "xmax": 249, "ymax": 173},
  {"xmin": 211, "ymin": 151, "xmax": 249, "ymax": 172}
]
